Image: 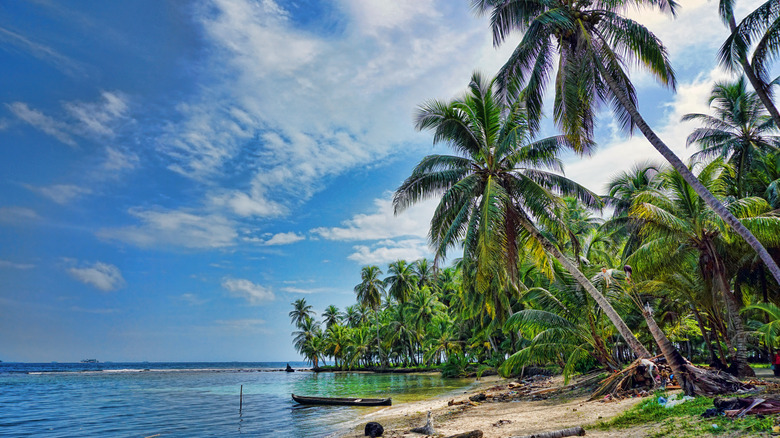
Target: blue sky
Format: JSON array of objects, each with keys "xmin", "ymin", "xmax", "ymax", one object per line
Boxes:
[{"xmin": 0, "ymin": 0, "xmax": 772, "ymax": 362}]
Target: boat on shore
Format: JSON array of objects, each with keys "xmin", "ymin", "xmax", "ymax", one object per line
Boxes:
[{"xmin": 291, "ymin": 394, "xmax": 392, "ymax": 406}]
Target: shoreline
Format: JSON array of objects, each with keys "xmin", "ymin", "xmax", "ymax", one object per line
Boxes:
[{"xmin": 333, "ymin": 374, "xmax": 647, "ymax": 438}]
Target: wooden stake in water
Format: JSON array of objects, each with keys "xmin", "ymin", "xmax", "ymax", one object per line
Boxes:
[{"xmin": 240, "ymin": 385, "xmax": 243, "ymax": 412}]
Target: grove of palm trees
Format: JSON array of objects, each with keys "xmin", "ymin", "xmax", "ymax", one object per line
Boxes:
[{"xmin": 291, "ymin": 0, "xmax": 780, "ymax": 404}]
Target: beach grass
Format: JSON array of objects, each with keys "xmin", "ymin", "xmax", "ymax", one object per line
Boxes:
[{"xmin": 594, "ymin": 393, "xmax": 774, "ymax": 437}]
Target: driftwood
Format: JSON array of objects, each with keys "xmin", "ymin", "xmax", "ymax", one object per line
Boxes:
[
  {"xmin": 410, "ymin": 411, "xmax": 435, "ymax": 435},
  {"xmin": 444, "ymin": 431, "xmax": 483, "ymax": 438},
  {"xmin": 510, "ymin": 426, "xmax": 586, "ymax": 438}
]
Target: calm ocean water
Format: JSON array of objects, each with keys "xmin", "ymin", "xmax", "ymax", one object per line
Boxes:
[{"xmin": 0, "ymin": 362, "xmax": 473, "ymax": 437}]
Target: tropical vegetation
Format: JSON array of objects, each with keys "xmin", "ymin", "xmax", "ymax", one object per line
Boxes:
[{"xmin": 289, "ymin": 0, "xmax": 780, "ymax": 390}]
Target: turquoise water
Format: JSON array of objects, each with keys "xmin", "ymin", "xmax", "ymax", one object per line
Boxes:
[{"xmin": 0, "ymin": 362, "xmax": 473, "ymax": 437}]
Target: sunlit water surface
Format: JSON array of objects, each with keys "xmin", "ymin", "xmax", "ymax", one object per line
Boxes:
[{"xmin": 0, "ymin": 362, "xmax": 474, "ymax": 437}]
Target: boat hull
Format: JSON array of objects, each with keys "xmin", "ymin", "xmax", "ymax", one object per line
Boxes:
[{"xmin": 291, "ymin": 394, "xmax": 391, "ymax": 406}]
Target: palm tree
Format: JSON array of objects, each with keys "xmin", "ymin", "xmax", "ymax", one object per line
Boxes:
[
  {"xmin": 343, "ymin": 304, "xmax": 366, "ymax": 328},
  {"xmin": 413, "ymin": 259, "xmax": 435, "ymax": 289},
  {"xmin": 629, "ymin": 159, "xmax": 780, "ymax": 376},
  {"xmin": 394, "ymin": 72, "xmax": 650, "ymax": 359},
  {"xmin": 603, "ymin": 162, "xmax": 662, "ymax": 260},
  {"xmin": 719, "ymin": 0, "xmax": 780, "ymax": 127},
  {"xmin": 292, "ymin": 316, "xmax": 323, "ymax": 368},
  {"xmin": 354, "ymin": 265, "xmax": 386, "ymax": 366},
  {"xmin": 322, "ymin": 305, "xmax": 342, "ymax": 329},
  {"xmin": 473, "ymin": 0, "xmax": 780, "ymax": 288},
  {"xmin": 384, "ymin": 260, "xmax": 418, "ymax": 304},
  {"xmin": 289, "ymin": 298, "xmax": 314, "ymax": 328},
  {"xmin": 683, "ymin": 76, "xmax": 780, "ymax": 197}
]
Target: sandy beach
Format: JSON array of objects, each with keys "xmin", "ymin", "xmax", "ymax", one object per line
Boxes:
[{"xmin": 335, "ymin": 374, "xmax": 650, "ymax": 438}]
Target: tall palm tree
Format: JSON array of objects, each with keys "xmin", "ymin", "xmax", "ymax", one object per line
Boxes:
[
  {"xmin": 719, "ymin": 0, "xmax": 780, "ymax": 127},
  {"xmin": 354, "ymin": 265, "xmax": 386, "ymax": 366},
  {"xmin": 384, "ymin": 260, "xmax": 418, "ymax": 304},
  {"xmin": 473, "ymin": 0, "xmax": 780, "ymax": 288},
  {"xmin": 683, "ymin": 76, "xmax": 780, "ymax": 197},
  {"xmin": 322, "ymin": 305, "xmax": 342, "ymax": 329},
  {"xmin": 292, "ymin": 316, "xmax": 323, "ymax": 367},
  {"xmin": 394, "ymin": 72, "xmax": 651, "ymax": 359},
  {"xmin": 289, "ymin": 298, "xmax": 314, "ymax": 328}
]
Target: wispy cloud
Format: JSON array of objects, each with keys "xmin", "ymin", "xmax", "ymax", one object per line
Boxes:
[
  {"xmin": 281, "ymin": 286, "xmax": 335, "ymax": 295},
  {"xmin": 312, "ymin": 195, "xmax": 437, "ymax": 241},
  {"xmin": 6, "ymin": 91, "xmax": 131, "ymax": 147},
  {"xmin": 66, "ymin": 260, "xmax": 126, "ymax": 292},
  {"xmin": 6, "ymin": 102, "xmax": 77, "ymax": 147},
  {"xmin": 64, "ymin": 91, "xmax": 130, "ymax": 137},
  {"xmin": 0, "ymin": 259, "xmax": 36, "ymax": 270},
  {"xmin": 179, "ymin": 293, "xmax": 209, "ymax": 306},
  {"xmin": 215, "ymin": 318, "xmax": 271, "ymax": 333},
  {"xmin": 0, "ymin": 25, "xmax": 86, "ymax": 76},
  {"xmin": 24, "ymin": 183, "xmax": 92, "ymax": 205},
  {"xmin": 97, "ymin": 208, "xmax": 238, "ymax": 249},
  {"xmin": 69, "ymin": 306, "xmax": 118, "ymax": 314},
  {"xmin": 221, "ymin": 277, "xmax": 274, "ymax": 305},
  {"xmin": 0, "ymin": 206, "xmax": 39, "ymax": 224}
]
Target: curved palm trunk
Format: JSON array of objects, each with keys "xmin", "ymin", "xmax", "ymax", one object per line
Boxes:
[
  {"xmin": 518, "ymin": 217, "xmax": 652, "ymax": 359},
  {"xmin": 643, "ymin": 306, "xmax": 749, "ymax": 396},
  {"xmin": 726, "ymin": 16, "xmax": 780, "ymax": 128},
  {"xmin": 597, "ymin": 61, "xmax": 780, "ymax": 289}
]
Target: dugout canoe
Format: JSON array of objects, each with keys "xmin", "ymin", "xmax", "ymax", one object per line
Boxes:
[{"xmin": 291, "ymin": 393, "xmax": 392, "ymax": 406}]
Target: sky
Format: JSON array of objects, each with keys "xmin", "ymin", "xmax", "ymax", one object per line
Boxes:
[{"xmin": 0, "ymin": 0, "xmax": 773, "ymax": 362}]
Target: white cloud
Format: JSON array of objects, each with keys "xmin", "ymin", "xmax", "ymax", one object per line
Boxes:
[
  {"xmin": 222, "ymin": 277, "xmax": 275, "ymax": 305},
  {"xmin": 67, "ymin": 261, "xmax": 125, "ymax": 292},
  {"xmin": 348, "ymin": 238, "xmax": 432, "ymax": 265},
  {"xmin": 312, "ymin": 195, "xmax": 438, "ymax": 241},
  {"xmin": 64, "ymin": 91, "xmax": 130, "ymax": 137},
  {"xmin": 25, "ymin": 184, "xmax": 92, "ymax": 205},
  {"xmin": 250, "ymin": 231, "xmax": 305, "ymax": 246},
  {"xmin": 6, "ymin": 102, "xmax": 77, "ymax": 147},
  {"xmin": 97, "ymin": 208, "xmax": 237, "ymax": 249},
  {"xmin": 0, "ymin": 260, "xmax": 35, "ymax": 270},
  {"xmin": 69, "ymin": 306, "xmax": 118, "ymax": 314},
  {"xmin": 101, "ymin": 146, "xmax": 140, "ymax": 173},
  {"xmin": 0, "ymin": 206, "xmax": 39, "ymax": 223}
]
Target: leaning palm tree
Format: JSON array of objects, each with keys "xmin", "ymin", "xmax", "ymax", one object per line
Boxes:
[
  {"xmin": 683, "ymin": 76, "xmax": 780, "ymax": 198},
  {"xmin": 394, "ymin": 72, "xmax": 651, "ymax": 359},
  {"xmin": 473, "ymin": 0, "xmax": 780, "ymax": 287},
  {"xmin": 719, "ymin": 0, "xmax": 780, "ymax": 127}
]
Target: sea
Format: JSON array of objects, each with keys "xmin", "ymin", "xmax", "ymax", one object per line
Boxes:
[{"xmin": 0, "ymin": 362, "xmax": 475, "ymax": 437}]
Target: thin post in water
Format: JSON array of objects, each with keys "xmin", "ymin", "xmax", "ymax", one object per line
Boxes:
[{"xmin": 240, "ymin": 385, "xmax": 243, "ymax": 412}]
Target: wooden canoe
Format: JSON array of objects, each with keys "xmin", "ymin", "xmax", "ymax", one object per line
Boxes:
[{"xmin": 291, "ymin": 393, "xmax": 392, "ymax": 406}]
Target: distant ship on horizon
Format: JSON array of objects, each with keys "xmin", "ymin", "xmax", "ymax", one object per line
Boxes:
[{"xmin": 80, "ymin": 359, "xmax": 99, "ymax": 363}]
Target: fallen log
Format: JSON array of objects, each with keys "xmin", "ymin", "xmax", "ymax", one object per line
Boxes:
[
  {"xmin": 510, "ymin": 426, "xmax": 586, "ymax": 438},
  {"xmin": 444, "ymin": 431, "xmax": 483, "ymax": 438}
]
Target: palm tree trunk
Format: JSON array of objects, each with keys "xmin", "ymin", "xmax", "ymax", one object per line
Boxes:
[
  {"xmin": 725, "ymin": 16, "xmax": 780, "ymax": 128},
  {"xmin": 643, "ymin": 305, "xmax": 748, "ymax": 396},
  {"xmin": 518, "ymin": 217, "xmax": 652, "ymax": 359},
  {"xmin": 596, "ymin": 61, "xmax": 780, "ymax": 288}
]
